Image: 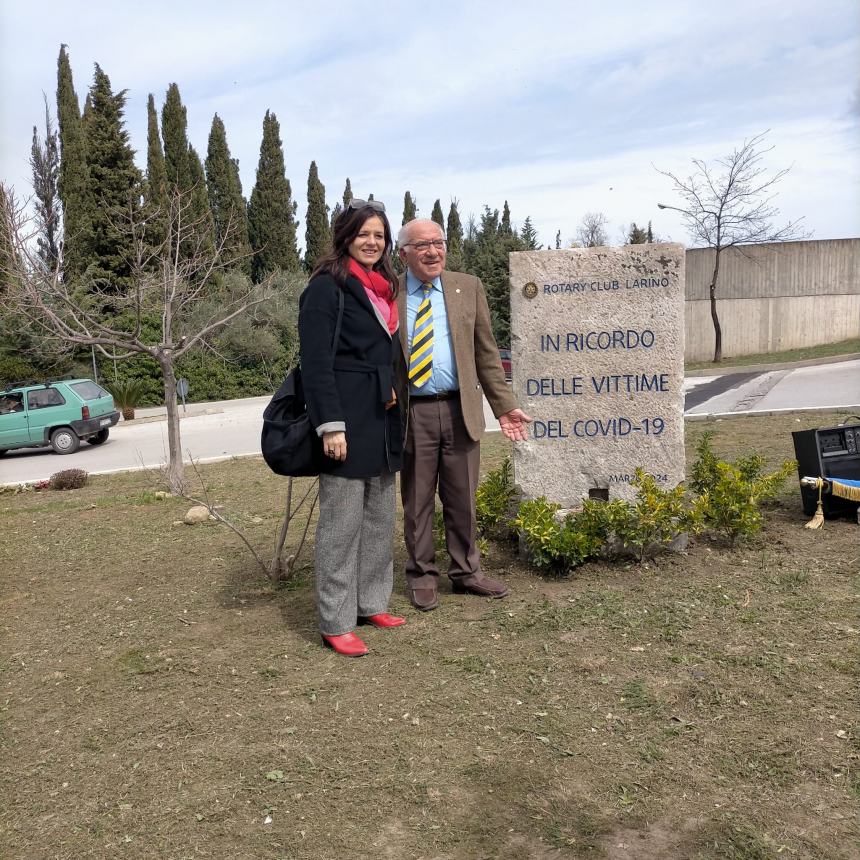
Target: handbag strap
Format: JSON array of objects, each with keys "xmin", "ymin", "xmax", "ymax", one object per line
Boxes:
[{"xmin": 331, "ymin": 286, "xmax": 344, "ymax": 351}]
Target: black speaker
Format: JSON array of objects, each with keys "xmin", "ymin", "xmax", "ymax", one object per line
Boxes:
[{"xmin": 792, "ymin": 423, "xmax": 860, "ymax": 518}]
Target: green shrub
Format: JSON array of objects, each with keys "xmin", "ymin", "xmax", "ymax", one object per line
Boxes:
[
  {"xmin": 690, "ymin": 431, "xmax": 721, "ymax": 496},
  {"xmin": 514, "ymin": 471, "xmax": 705, "ymax": 573},
  {"xmin": 104, "ymin": 378, "xmax": 148, "ymax": 419},
  {"xmin": 511, "ymin": 435, "xmax": 795, "ymax": 576},
  {"xmin": 691, "ymin": 434, "xmax": 796, "ymax": 545},
  {"xmin": 513, "ymin": 497, "xmax": 605, "ymax": 575},
  {"xmin": 98, "ymin": 354, "xmax": 164, "ymax": 406},
  {"xmin": 475, "ymin": 456, "xmax": 516, "ymax": 538},
  {"xmin": 602, "ymin": 469, "xmax": 704, "ymax": 562},
  {"xmin": 0, "ymin": 354, "xmax": 38, "ymax": 387}
]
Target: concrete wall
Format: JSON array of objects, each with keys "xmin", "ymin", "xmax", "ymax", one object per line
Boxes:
[{"xmin": 684, "ymin": 238, "xmax": 860, "ymax": 361}]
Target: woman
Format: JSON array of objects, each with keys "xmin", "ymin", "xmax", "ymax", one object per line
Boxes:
[{"xmin": 298, "ymin": 199, "xmax": 406, "ymax": 657}]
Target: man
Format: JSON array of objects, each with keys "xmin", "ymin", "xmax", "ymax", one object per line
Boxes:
[{"xmin": 395, "ymin": 219, "xmax": 532, "ymax": 611}]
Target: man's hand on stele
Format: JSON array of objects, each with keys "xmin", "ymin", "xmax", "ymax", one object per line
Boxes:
[{"xmin": 498, "ymin": 408, "xmax": 532, "ymax": 442}]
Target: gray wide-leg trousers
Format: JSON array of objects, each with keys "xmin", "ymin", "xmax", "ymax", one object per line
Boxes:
[{"xmin": 315, "ymin": 471, "xmax": 396, "ymax": 636}]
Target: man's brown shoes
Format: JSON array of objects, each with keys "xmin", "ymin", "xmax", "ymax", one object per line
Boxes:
[
  {"xmin": 408, "ymin": 575, "xmax": 509, "ymax": 610},
  {"xmin": 451, "ymin": 575, "xmax": 510, "ymax": 599},
  {"xmin": 407, "ymin": 587, "xmax": 439, "ymax": 612}
]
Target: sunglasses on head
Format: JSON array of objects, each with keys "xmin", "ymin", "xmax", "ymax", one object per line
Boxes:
[{"xmin": 346, "ymin": 198, "xmax": 386, "ymax": 213}]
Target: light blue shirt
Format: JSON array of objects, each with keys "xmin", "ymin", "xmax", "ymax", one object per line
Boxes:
[{"xmin": 405, "ymin": 270, "xmax": 459, "ymax": 395}]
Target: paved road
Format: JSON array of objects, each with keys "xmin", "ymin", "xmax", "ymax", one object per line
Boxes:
[
  {"xmin": 2, "ymin": 360, "xmax": 858, "ymax": 485},
  {"xmin": 0, "ymin": 394, "xmax": 506, "ymax": 486},
  {"xmin": 0, "ymin": 396, "xmax": 272, "ymax": 486},
  {"xmin": 683, "ymin": 358, "xmax": 860, "ymax": 416}
]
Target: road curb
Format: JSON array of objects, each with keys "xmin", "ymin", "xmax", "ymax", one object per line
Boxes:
[
  {"xmin": 119, "ymin": 408, "xmax": 225, "ymax": 426},
  {"xmin": 685, "ymin": 404, "xmax": 860, "ymax": 421}
]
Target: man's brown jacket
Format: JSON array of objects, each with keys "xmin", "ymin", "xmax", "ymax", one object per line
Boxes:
[{"xmin": 395, "ymin": 270, "xmax": 517, "ymax": 443}]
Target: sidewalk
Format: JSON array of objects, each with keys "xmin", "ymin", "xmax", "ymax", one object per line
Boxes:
[{"xmin": 129, "ymin": 394, "xmax": 271, "ymax": 423}]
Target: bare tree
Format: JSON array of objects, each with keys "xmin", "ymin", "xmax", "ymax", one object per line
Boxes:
[
  {"xmin": 576, "ymin": 211, "xmax": 609, "ymax": 248},
  {"xmin": 177, "ymin": 458, "xmax": 319, "ymax": 582},
  {"xmin": 657, "ymin": 131, "xmax": 809, "ymax": 363},
  {"xmin": 2, "ymin": 184, "xmax": 275, "ymax": 492}
]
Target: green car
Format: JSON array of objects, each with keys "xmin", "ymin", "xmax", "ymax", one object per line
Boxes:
[{"xmin": 0, "ymin": 379, "xmax": 120, "ymax": 456}]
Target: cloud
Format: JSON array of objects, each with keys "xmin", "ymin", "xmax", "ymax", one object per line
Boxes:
[{"xmin": 1, "ymin": 0, "xmax": 858, "ymax": 250}]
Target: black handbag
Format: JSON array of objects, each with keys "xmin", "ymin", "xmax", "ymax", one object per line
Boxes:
[{"xmin": 261, "ymin": 289, "xmax": 344, "ymax": 477}]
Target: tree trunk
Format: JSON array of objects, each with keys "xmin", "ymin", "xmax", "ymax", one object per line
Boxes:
[
  {"xmin": 709, "ymin": 250, "xmax": 723, "ymax": 363},
  {"xmin": 270, "ymin": 478, "xmax": 294, "ymax": 580},
  {"xmin": 158, "ymin": 350, "xmax": 185, "ymax": 493}
]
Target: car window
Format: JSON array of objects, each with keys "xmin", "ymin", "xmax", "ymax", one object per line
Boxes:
[
  {"xmin": 27, "ymin": 388, "xmax": 66, "ymax": 409},
  {"xmin": 69, "ymin": 381, "xmax": 110, "ymax": 400},
  {"xmin": 0, "ymin": 393, "xmax": 24, "ymax": 414}
]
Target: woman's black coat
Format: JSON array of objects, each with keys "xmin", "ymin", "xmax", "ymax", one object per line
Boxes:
[{"xmin": 298, "ymin": 272, "xmax": 403, "ymax": 479}]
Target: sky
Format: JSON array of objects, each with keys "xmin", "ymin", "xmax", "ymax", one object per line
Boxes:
[{"xmin": 1, "ymin": 0, "xmax": 858, "ymax": 251}]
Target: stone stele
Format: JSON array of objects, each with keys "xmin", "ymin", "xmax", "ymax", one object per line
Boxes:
[{"xmin": 509, "ymin": 244, "xmax": 685, "ymax": 504}]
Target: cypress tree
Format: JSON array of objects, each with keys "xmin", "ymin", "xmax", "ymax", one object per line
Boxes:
[
  {"xmin": 304, "ymin": 160, "xmax": 330, "ymax": 271},
  {"xmin": 205, "ymin": 113, "xmax": 251, "ymax": 270},
  {"xmin": 83, "ymin": 63, "xmax": 141, "ymax": 289},
  {"xmin": 161, "ymin": 83, "xmax": 191, "ymax": 194},
  {"xmin": 30, "ymin": 98, "xmax": 61, "ymax": 270},
  {"xmin": 0, "ymin": 184, "xmax": 13, "ymax": 293},
  {"xmin": 431, "ymin": 199, "xmax": 444, "ymax": 228},
  {"xmin": 82, "ymin": 93, "xmax": 93, "ymax": 126},
  {"xmin": 463, "ymin": 207, "xmax": 503, "ymax": 345},
  {"xmin": 331, "ymin": 177, "xmax": 352, "ymax": 226},
  {"xmin": 56, "ymin": 44, "xmax": 92, "ymax": 282},
  {"xmin": 499, "ymin": 200, "xmax": 513, "ymax": 236},
  {"xmin": 520, "ymin": 216, "xmax": 540, "ymax": 250},
  {"xmin": 461, "ymin": 206, "xmax": 524, "ymax": 347},
  {"xmin": 555, "ymin": 230, "xmax": 561, "ymax": 249},
  {"xmin": 627, "ymin": 222, "xmax": 648, "ymax": 244},
  {"xmin": 646, "ymin": 221, "xmax": 654, "ymax": 243},
  {"xmin": 446, "ymin": 200, "xmax": 464, "ymax": 271},
  {"xmin": 187, "ymin": 145, "xmax": 215, "ymax": 248},
  {"xmin": 247, "ymin": 110, "xmax": 299, "ymax": 280},
  {"xmin": 402, "ymin": 191, "xmax": 417, "ymax": 225},
  {"xmin": 145, "ymin": 94, "xmax": 168, "ymax": 218}
]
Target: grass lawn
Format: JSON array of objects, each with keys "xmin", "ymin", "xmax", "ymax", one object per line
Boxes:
[
  {"xmin": 685, "ymin": 337, "xmax": 860, "ymax": 372},
  {"xmin": 1, "ymin": 410, "xmax": 858, "ymax": 859}
]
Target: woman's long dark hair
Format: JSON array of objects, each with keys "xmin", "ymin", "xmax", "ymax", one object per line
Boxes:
[{"xmin": 310, "ymin": 205, "xmax": 399, "ymax": 298}]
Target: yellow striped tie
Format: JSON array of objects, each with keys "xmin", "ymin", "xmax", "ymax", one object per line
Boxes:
[{"xmin": 409, "ymin": 283, "xmax": 434, "ymax": 388}]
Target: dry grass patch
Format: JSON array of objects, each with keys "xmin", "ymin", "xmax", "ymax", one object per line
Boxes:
[{"xmin": 1, "ymin": 411, "xmax": 858, "ymax": 858}]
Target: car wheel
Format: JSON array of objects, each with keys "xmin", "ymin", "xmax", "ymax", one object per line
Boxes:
[
  {"xmin": 50, "ymin": 427, "xmax": 80, "ymax": 454},
  {"xmin": 87, "ymin": 428, "xmax": 109, "ymax": 445}
]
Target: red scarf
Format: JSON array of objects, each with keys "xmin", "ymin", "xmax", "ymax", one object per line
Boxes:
[{"xmin": 348, "ymin": 258, "xmax": 399, "ymax": 334}]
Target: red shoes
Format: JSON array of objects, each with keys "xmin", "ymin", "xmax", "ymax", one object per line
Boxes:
[
  {"xmin": 359, "ymin": 613, "xmax": 407, "ymax": 628},
  {"xmin": 322, "ymin": 615, "xmax": 407, "ymax": 656},
  {"xmin": 321, "ymin": 632, "xmax": 369, "ymax": 657}
]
